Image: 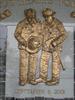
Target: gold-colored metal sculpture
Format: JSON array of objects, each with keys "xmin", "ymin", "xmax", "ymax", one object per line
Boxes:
[
  {"xmin": 37, "ymin": 8, "xmax": 67, "ymax": 85},
  {"xmin": 0, "ymin": 9, "xmax": 12, "ymax": 21},
  {"xmin": 14, "ymin": 8, "xmax": 67, "ymax": 86},
  {"xmin": 14, "ymin": 8, "xmax": 43, "ymax": 85}
]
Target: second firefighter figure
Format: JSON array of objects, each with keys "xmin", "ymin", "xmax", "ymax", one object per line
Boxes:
[
  {"xmin": 37, "ymin": 8, "xmax": 67, "ymax": 85},
  {"xmin": 14, "ymin": 8, "xmax": 67, "ymax": 86}
]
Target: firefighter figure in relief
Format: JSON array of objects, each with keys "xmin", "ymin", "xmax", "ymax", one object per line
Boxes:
[
  {"xmin": 14, "ymin": 8, "xmax": 67, "ymax": 86},
  {"xmin": 14, "ymin": 8, "xmax": 43, "ymax": 85},
  {"xmin": 37, "ymin": 8, "xmax": 67, "ymax": 85}
]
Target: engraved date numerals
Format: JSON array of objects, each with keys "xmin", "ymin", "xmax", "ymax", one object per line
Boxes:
[{"xmin": 54, "ymin": 89, "xmax": 65, "ymax": 94}]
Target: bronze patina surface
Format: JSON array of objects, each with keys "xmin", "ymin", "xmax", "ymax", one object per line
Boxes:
[{"xmin": 14, "ymin": 8, "xmax": 67, "ymax": 86}]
